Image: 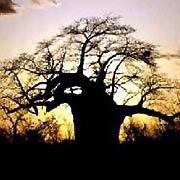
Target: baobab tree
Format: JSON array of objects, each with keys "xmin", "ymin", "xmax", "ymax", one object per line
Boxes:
[{"xmin": 1, "ymin": 16, "xmax": 180, "ymax": 144}]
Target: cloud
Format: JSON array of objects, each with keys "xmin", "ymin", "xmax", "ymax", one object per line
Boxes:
[
  {"xmin": 0, "ymin": 0, "xmax": 61, "ymax": 16},
  {"xmin": 30, "ymin": 0, "xmax": 61, "ymax": 8},
  {"xmin": 0, "ymin": 0, "xmax": 20, "ymax": 15}
]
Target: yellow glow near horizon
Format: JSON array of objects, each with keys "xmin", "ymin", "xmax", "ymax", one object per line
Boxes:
[{"xmin": 38, "ymin": 104, "xmax": 75, "ymax": 140}]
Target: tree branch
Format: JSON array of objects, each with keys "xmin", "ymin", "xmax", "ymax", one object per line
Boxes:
[
  {"xmin": 110, "ymin": 56, "xmax": 126, "ymax": 99},
  {"xmin": 77, "ymin": 39, "xmax": 90, "ymax": 75},
  {"xmin": 13, "ymin": 73, "xmax": 38, "ymax": 115},
  {"xmin": 45, "ymin": 93, "xmax": 81, "ymax": 112},
  {"xmin": 119, "ymin": 104, "xmax": 180, "ymax": 124}
]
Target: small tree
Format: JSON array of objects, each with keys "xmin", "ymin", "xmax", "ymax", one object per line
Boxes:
[{"xmin": 0, "ymin": 108, "xmax": 28, "ymax": 143}]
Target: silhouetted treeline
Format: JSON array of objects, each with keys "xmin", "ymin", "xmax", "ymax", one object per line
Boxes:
[{"xmin": 0, "ymin": 117, "xmax": 180, "ymax": 147}]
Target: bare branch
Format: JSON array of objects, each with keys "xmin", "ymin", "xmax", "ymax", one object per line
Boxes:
[
  {"xmin": 13, "ymin": 72, "xmax": 38, "ymax": 115},
  {"xmin": 110, "ymin": 56, "xmax": 127, "ymax": 99},
  {"xmin": 119, "ymin": 104, "xmax": 179, "ymax": 124}
]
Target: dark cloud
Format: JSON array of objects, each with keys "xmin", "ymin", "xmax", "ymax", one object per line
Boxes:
[
  {"xmin": 30, "ymin": 0, "xmax": 61, "ymax": 7},
  {"xmin": 0, "ymin": 0, "xmax": 19, "ymax": 15},
  {"xmin": 0, "ymin": 0, "xmax": 61, "ymax": 16}
]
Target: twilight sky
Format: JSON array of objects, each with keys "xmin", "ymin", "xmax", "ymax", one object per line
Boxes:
[{"xmin": 0, "ymin": 0, "xmax": 180, "ymax": 61}]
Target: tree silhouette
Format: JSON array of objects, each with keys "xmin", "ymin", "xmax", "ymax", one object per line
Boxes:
[
  {"xmin": 1, "ymin": 15, "xmax": 180, "ymax": 144},
  {"xmin": 0, "ymin": 107, "xmax": 28, "ymax": 143}
]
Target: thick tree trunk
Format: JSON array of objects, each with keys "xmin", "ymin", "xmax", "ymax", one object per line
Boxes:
[
  {"xmin": 47, "ymin": 74, "xmax": 126, "ymax": 144},
  {"xmin": 69, "ymin": 86, "xmax": 123, "ymax": 145}
]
